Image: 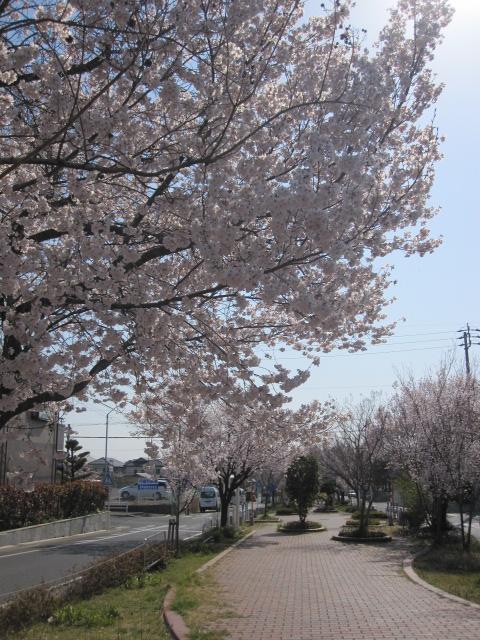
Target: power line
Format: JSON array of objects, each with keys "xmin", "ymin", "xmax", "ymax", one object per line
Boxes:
[
  {"xmin": 75, "ymin": 436, "xmax": 153, "ymax": 439},
  {"xmin": 322, "ymin": 345, "xmax": 454, "ymax": 357},
  {"xmin": 269, "ymin": 345, "xmax": 452, "ymax": 360},
  {"xmin": 384, "ymin": 330, "xmax": 455, "ymax": 338}
]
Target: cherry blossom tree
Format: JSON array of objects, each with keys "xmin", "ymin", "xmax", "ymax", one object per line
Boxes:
[
  {"xmin": 148, "ymin": 439, "xmax": 209, "ymax": 554},
  {"xmin": 132, "ymin": 371, "xmax": 332, "ymax": 526},
  {"xmin": 0, "ymin": 0, "xmax": 452, "ymax": 430},
  {"xmin": 319, "ymin": 395, "xmax": 388, "ymax": 537},
  {"xmin": 387, "ymin": 362, "xmax": 480, "ymax": 548}
]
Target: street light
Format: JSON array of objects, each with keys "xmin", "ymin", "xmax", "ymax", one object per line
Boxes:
[
  {"xmin": 249, "ymin": 478, "xmax": 256, "ymax": 524},
  {"xmin": 103, "ymin": 406, "xmax": 117, "ymax": 486}
]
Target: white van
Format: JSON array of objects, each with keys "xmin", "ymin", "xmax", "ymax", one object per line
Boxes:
[
  {"xmin": 119, "ymin": 479, "xmax": 170, "ymax": 501},
  {"xmin": 199, "ymin": 486, "xmax": 220, "ymax": 512}
]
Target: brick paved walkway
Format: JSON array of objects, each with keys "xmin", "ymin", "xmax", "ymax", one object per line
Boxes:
[{"xmin": 211, "ymin": 512, "xmax": 480, "ymax": 639}]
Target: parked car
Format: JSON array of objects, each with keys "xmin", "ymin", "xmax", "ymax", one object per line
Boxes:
[
  {"xmin": 119, "ymin": 479, "xmax": 170, "ymax": 501},
  {"xmin": 199, "ymin": 486, "xmax": 221, "ymax": 512}
]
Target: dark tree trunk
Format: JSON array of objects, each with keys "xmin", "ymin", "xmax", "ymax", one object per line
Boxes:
[
  {"xmin": 220, "ymin": 491, "xmax": 234, "ymax": 527},
  {"xmin": 431, "ymin": 494, "xmax": 448, "ymax": 545}
]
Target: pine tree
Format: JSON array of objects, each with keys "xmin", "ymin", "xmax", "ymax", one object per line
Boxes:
[{"xmin": 64, "ymin": 439, "xmax": 91, "ymax": 481}]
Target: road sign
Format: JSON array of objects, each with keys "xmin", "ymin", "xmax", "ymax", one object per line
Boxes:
[
  {"xmin": 138, "ymin": 481, "xmax": 159, "ymax": 490},
  {"xmin": 103, "ymin": 473, "xmax": 113, "ymax": 486}
]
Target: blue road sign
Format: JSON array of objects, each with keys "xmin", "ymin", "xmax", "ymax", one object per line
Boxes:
[{"xmin": 103, "ymin": 473, "xmax": 113, "ymax": 486}]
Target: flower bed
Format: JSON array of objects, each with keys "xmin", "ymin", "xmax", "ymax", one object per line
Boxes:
[
  {"xmin": 332, "ymin": 525, "xmax": 391, "ymax": 543},
  {"xmin": 278, "ymin": 520, "xmax": 326, "ymax": 534}
]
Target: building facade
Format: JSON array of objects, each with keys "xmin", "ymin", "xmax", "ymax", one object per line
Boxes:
[{"xmin": 0, "ymin": 410, "xmax": 65, "ymax": 488}]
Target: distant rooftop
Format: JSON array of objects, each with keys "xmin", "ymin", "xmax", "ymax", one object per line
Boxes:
[{"xmin": 89, "ymin": 457, "xmax": 124, "ymax": 468}]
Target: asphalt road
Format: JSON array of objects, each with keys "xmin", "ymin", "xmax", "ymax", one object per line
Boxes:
[{"xmin": 0, "ymin": 511, "xmax": 219, "ymax": 602}]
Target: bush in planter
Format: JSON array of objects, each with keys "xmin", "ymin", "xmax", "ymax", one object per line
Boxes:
[
  {"xmin": 338, "ymin": 526, "xmax": 388, "ymax": 539},
  {"xmin": 350, "ymin": 510, "xmax": 387, "ymax": 520},
  {"xmin": 280, "ymin": 520, "xmax": 323, "ymax": 532},
  {"xmin": 346, "ymin": 518, "xmax": 380, "ymax": 526}
]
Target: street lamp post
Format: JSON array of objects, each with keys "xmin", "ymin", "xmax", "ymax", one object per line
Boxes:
[
  {"xmin": 249, "ymin": 478, "xmax": 256, "ymax": 524},
  {"xmin": 103, "ymin": 406, "xmax": 116, "ymax": 487}
]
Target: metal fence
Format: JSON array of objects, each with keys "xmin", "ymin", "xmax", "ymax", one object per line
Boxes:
[{"xmin": 386, "ymin": 502, "xmax": 406, "ymax": 525}]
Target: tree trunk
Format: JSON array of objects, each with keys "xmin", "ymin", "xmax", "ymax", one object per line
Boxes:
[
  {"xmin": 432, "ymin": 494, "xmax": 448, "ymax": 545},
  {"xmin": 458, "ymin": 493, "xmax": 466, "ymax": 550},
  {"xmin": 358, "ymin": 494, "xmax": 368, "ymax": 538},
  {"xmin": 175, "ymin": 496, "xmax": 181, "ymax": 556},
  {"xmin": 220, "ymin": 495, "xmax": 230, "ymax": 527},
  {"xmin": 466, "ymin": 487, "xmax": 477, "ymax": 552}
]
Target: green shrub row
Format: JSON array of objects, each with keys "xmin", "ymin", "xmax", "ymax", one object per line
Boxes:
[
  {"xmin": 350, "ymin": 510, "xmax": 387, "ymax": 520},
  {"xmin": 0, "ymin": 482, "xmax": 107, "ymax": 531}
]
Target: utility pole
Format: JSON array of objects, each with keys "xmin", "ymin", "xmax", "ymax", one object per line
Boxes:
[
  {"xmin": 457, "ymin": 324, "xmax": 480, "ymax": 375},
  {"xmin": 103, "ymin": 406, "xmax": 117, "ymax": 486}
]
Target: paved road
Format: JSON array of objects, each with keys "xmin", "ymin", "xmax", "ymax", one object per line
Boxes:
[
  {"xmin": 211, "ymin": 512, "xmax": 480, "ymax": 640},
  {"xmin": 0, "ymin": 511, "xmax": 218, "ymax": 601}
]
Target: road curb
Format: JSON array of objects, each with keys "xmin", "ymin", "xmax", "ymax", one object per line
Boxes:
[
  {"xmin": 163, "ymin": 529, "xmax": 255, "ymax": 639},
  {"xmin": 403, "ymin": 549, "xmax": 480, "ymax": 610},
  {"xmin": 163, "ymin": 586, "xmax": 190, "ymax": 640},
  {"xmin": 196, "ymin": 529, "xmax": 255, "ymax": 574}
]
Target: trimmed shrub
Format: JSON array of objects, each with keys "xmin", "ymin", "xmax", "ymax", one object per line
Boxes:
[
  {"xmin": 0, "ymin": 482, "xmax": 107, "ymax": 531},
  {"xmin": 350, "ymin": 510, "xmax": 387, "ymax": 520},
  {"xmin": 275, "ymin": 505, "xmax": 296, "ymax": 516}
]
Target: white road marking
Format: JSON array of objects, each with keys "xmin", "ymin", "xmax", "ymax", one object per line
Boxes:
[{"xmin": 0, "ymin": 523, "xmax": 208, "ymax": 559}]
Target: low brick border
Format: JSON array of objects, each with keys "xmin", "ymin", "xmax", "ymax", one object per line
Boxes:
[
  {"xmin": 163, "ymin": 529, "xmax": 255, "ymax": 639},
  {"xmin": 403, "ymin": 550, "xmax": 480, "ymax": 610},
  {"xmin": 331, "ymin": 534, "xmax": 392, "ymax": 543},
  {"xmin": 278, "ymin": 525, "xmax": 327, "ymax": 534}
]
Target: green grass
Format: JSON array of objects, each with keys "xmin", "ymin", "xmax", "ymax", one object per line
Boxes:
[
  {"xmin": 414, "ymin": 539, "xmax": 480, "ymax": 605},
  {"xmin": 5, "ymin": 530, "xmax": 250, "ymax": 640}
]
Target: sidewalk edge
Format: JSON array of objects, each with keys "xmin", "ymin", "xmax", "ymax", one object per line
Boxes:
[
  {"xmin": 196, "ymin": 529, "xmax": 255, "ymax": 574},
  {"xmin": 163, "ymin": 529, "xmax": 255, "ymax": 639},
  {"xmin": 403, "ymin": 550, "xmax": 480, "ymax": 610}
]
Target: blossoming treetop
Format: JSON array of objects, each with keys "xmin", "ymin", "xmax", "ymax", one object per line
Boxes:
[{"xmin": 0, "ymin": 0, "xmax": 452, "ymax": 429}]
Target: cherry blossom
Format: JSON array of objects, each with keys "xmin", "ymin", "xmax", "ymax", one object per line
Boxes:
[{"xmin": 0, "ymin": 0, "xmax": 453, "ymax": 430}]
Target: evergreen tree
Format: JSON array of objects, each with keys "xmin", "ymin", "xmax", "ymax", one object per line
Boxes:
[
  {"xmin": 64, "ymin": 439, "xmax": 91, "ymax": 481},
  {"xmin": 285, "ymin": 456, "xmax": 320, "ymax": 526}
]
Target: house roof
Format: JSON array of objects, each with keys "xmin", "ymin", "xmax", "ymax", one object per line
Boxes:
[
  {"xmin": 89, "ymin": 457, "xmax": 124, "ymax": 467},
  {"xmin": 124, "ymin": 457, "xmax": 148, "ymax": 465}
]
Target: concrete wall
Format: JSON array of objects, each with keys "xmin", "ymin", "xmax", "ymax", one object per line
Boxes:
[
  {"xmin": 0, "ymin": 411, "xmax": 64, "ymax": 487},
  {"xmin": 0, "ymin": 511, "xmax": 111, "ymax": 547}
]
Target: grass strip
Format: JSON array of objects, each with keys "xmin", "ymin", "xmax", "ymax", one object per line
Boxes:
[
  {"xmin": 414, "ymin": 539, "xmax": 480, "ymax": 605},
  {"xmin": 5, "ymin": 529, "xmax": 250, "ymax": 640}
]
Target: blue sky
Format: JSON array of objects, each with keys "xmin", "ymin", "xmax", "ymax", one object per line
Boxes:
[{"xmin": 71, "ymin": 0, "xmax": 480, "ymax": 460}]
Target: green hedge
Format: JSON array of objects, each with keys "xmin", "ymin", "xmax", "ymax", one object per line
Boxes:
[{"xmin": 0, "ymin": 482, "xmax": 107, "ymax": 531}]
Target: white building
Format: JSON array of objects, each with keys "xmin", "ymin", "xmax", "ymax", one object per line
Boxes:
[{"xmin": 0, "ymin": 410, "xmax": 65, "ymax": 488}]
